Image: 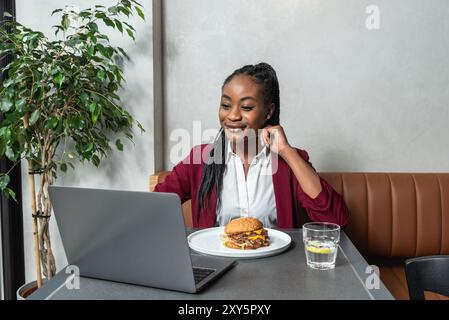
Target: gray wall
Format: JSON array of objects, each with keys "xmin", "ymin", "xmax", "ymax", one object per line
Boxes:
[
  {"xmin": 16, "ymin": 0, "xmax": 153, "ymax": 283},
  {"xmin": 164, "ymin": 0, "xmax": 449, "ymax": 172}
]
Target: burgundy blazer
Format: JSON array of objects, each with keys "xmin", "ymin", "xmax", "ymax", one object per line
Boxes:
[{"xmin": 155, "ymin": 144, "xmax": 348, "ymax": 228}]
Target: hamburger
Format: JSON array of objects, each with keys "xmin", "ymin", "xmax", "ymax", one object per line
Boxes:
[{"xmin": 222, "ymin": 217, "xmax": 270, "ymax": 250}]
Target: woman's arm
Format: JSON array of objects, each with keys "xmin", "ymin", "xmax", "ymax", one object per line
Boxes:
[
  {"xmin": 153, "ymin": 150, "xmax": 193, "ymax": 203},
  {"xmin": 262, "ymin": 125, "xmax": 321, "ymax": 199},
  {"xmin": 279, "ymin": 146, "xmax": 322, "ymax": 199},
  {"xmin": 262, "ymin": 125, "xmax": 348, "ymax": 227}
]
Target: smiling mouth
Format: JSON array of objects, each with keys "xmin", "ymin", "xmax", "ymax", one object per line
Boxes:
[
  {"xmin": 226, "ymin": 128, "xmax": 245, "ymax": 133},
  {"xmin": 224, "ymin": 125, "xmax": 246, "ymax": 133}
]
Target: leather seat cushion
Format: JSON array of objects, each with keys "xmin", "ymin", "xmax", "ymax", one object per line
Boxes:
[{"xmin": 378, "ymin": 263, "xmax": 409, "ymax": 300}]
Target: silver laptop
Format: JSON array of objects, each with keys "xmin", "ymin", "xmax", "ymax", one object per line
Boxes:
[{"xmin": 49, "ymin": 186, "xmax": 236, "ymax": 293}]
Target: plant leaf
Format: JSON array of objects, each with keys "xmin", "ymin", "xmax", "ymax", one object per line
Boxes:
[
  {"xmin": 97, "ymin": 69, "xmax": 106, "ymax": 81},
  {"xmin": 114, "ymin": 19, "xmax": 123, "ymax": 33},
  {"xmin": 5, "ymin": 145, "xmax": 16, "ymax": 161},
  {"xmin": 53, "ymin": 73, "xmax": 65, "ymax": 87},
  {"xmin": 82, "ymin": 142, "xmax": 93, "ymax": 153},
  {"xmin": 0, "ymin": 127, "xmax": 12, "ymax": 142},
  {"xmin": 4, "ymin": 187, "xmax": 16, "ymax": 201},
  {"xmin": 115, "ymin": 139, "xmax": 123, "ymax": 151},
  {"xmin": 29, "ymin": 109, "xmax": 41, "ymax": 125},
  {"xmin": 0, "ymin": 98, "xmax": 13, "ymax": 112},
  {"xmin": 131, "ymin": 0, "xmax": 143, "ymax": 7},
  {"xmin": 135, "ymin": 6, "xmax": 145, "ymax": 20},
  {"xmin": 103, "ymin": 18, "xmax": 115, "ymax": 28},
  {"xmin": 44, "ymin": 117, "xmax": 59, "ymax": 130},
  {"xmin": 62, "ymin": 14, "xmax": 70, "ymax": 30},
  {"xmin": 51, "ymin": 9, "xmax": 63, "ymax": 16},
  {"xmin": 89, "ymin": 103, "xmax": 101, "ymax": 124},
  {"xmin": 15, "ymin": 98, "xmax": 27, "ymax": 112},
  {"xmin": 0, "ymin": 174, "xmax": 10, "ymax": 189},
  {"xmin": 137, "ymin": 120, "xmax": 145, "ymax": 133},
  {"xmin": 69, "ymin": 116, "xmax": 84, "ymax": 130},
  {"xmin": 92, "ymin": 155, "xmax": 100, "ymax": 167},
  {"xmin": 88, "ymin": 22, "xmax": 98, "ymax": 32},
  {"xmin": 123, "ymin": 22, "xmax": 135, "ymax": 31},
  {"xmin": 126, "ymin": 28, "xmax": 135, "ymax": 40},
  {"xmin": 118, "ymin": 6, "xmax": 131, "ymax": 17},
  {"xmin": 116, "ymin": 47, "xmax": 130, "ymax": 60}
]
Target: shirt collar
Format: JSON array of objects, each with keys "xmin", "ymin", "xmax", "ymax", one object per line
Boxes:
[{"xmin": 225, "ymin": 138, "xmax": 270, "ymax": 164}]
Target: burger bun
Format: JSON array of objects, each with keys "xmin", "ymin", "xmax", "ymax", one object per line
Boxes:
[{"xmin": 224, "ymin": 217, "xmax": 264, "ymax": 235}]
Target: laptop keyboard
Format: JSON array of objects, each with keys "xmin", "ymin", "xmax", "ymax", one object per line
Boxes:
[{"xmin": 193, "ymin": 267, "xmax": 215, "ymax": 284}]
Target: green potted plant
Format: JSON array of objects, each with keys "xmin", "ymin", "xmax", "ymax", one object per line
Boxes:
[{"xmin": 0, "ymin": 0, "xmax": 145, "ymax": 298}]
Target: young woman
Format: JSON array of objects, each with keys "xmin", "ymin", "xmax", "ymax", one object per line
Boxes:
[{"xmin": 155, "ymin": 63, "xmax": 348, "ymax": 228}]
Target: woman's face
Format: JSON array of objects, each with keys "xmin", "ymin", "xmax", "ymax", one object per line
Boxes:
[{"xmin": 219, "ymin": 75, "xmax": 273, "ymax": 143}]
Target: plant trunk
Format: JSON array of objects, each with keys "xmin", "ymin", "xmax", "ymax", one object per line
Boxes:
[
  {"xmin": 23, "ymin": 114, "xmax": 43, "ymax": 288},
  {"xmin": 37, "ymin": 170, "xmax": 56, "ymax": 278},
  {"xmin": 23, "ymin": 115, "xmax": 57, "ymax": 285},
  {"xmin": 37, "ymin": 138, "xmax": 56, "ymax": 279}
]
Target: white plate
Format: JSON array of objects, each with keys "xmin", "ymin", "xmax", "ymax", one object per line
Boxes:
[{"xmin": 187, "ymin": 227, "xmax": 292, "ymax": 259}]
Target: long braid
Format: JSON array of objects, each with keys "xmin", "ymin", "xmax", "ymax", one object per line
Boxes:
[
  {"xmin": 197, "ymin": 128, "xmax": 227, "ymax": 219},
  {"xmin": 197, "ymin": 62, "xmax": 281, "ymax": 219}
]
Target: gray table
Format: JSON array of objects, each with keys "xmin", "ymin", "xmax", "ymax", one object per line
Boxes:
[{"xmin": 28, "ymin": 230, "xmax": 394, "ymax": 300}]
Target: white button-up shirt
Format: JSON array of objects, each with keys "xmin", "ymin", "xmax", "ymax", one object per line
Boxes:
[{"xmin": 216, "ymin": 141, "xmax": 277, "ymax": 228}]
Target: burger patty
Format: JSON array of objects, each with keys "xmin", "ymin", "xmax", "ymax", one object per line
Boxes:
[{"xmin": 228, "ymin": 229, "xmax": 270, "ymax": 248}]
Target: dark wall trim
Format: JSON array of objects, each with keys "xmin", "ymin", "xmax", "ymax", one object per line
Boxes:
[
  {"xmin": 0, "ymin": 0, "xmax": 25, "ymax": 300},
  {"xmin": 152, "ymin": 0, "xmax": 165, "ymax": 172}
]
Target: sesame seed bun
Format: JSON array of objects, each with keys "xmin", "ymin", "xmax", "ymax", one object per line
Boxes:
[{"xmin": 224, "ymin": 217, "xmax": 264, "ymax": 235}]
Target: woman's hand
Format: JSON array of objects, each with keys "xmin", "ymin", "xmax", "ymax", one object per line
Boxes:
[
  {"xmin": 262, "ymin": 125, "xmax": 322, "ymax": 198},
  {"xmin": 261, "ymin": 125, "xmax": 293, "ymax": 158}
]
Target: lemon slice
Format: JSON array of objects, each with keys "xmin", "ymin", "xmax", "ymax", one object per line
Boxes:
[{"xmin": 305, "ymin": 246, "xmax": 333, "ymax": 254}]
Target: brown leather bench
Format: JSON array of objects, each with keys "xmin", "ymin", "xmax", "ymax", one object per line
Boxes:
[{"xmin": 150, "ymin": 171, "xmax": 449, "ymax": 300}]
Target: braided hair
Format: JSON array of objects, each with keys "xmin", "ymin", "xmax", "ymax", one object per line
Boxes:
[{"xmin": 196, "ymin": 62, "xmax": 281, "ymax": 221}]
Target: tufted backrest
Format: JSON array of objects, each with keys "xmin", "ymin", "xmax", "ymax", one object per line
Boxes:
[
  {"xmin": 150, "ymin": 171, "xmax": 449, "ymax": 259},
  {"xmin": 320, "ymin": 173, "xmax": 449, "ymax": 259}
]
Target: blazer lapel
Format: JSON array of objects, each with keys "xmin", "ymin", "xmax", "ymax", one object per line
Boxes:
[{"xmin": 271, "ymin": 152, "xmax": 294, "ymax": 228}]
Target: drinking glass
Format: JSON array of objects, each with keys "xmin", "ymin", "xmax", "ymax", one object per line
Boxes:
[{"xmin": 303, "ymin": 222, "xmax": 340, "ymax": 270}]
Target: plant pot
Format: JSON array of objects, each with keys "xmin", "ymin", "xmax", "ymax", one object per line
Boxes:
[{"xmin": 16, "ymin": 279, "xmax": 45, "ymax": 300}]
